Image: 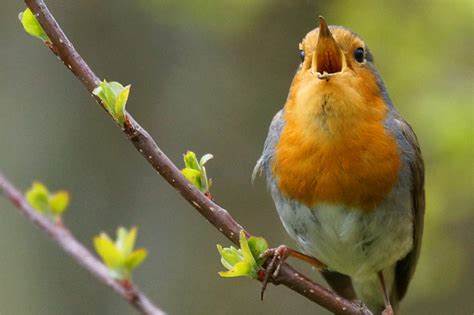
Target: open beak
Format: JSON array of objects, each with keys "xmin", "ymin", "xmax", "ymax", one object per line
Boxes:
[{"xmin": 312, "ymin": 16, "xmax": 346, "ymax": 79}]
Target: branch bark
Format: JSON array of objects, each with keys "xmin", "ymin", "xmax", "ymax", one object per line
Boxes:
[
  {"xmin": 0, "ymin": 172, "xmax": 165, "ymax": 315},
  {"xmin": 19, "ymin": 1, "xmax": 372, "ymax": 314}
]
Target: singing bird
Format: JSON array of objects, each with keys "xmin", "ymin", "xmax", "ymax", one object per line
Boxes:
[{"xmin": 253, "ymin": 17, "xmax": 424, "ymax": 314}]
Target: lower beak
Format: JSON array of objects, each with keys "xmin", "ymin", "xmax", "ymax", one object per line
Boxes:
[{"xmin": 312, "ymin": 17, "xmax": 346, "ymax": 77}]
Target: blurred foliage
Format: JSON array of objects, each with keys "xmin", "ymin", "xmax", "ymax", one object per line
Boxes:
[
  {"xmin": 94, "ymin": 227, "xmax": 148, "ymax": 281},
  {"xmin": 25, "ymin": 182, "xmax": 70, "ymax": 221},
  {"xmin": 138, "ymin": 0, "xmax": 272, "ymax": 34}
]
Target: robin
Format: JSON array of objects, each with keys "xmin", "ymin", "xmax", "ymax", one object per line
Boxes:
[{"xmin": 253, "ymin": 17, "xmax": 424, "ymax": 314}]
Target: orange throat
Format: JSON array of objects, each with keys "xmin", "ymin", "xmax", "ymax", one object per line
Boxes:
[{"xmin": 273, "ymin": 78, "xmax": 401, "ymax": 212}]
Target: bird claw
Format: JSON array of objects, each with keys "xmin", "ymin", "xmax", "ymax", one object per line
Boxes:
[
  {"xmin": 258, "ymin": 245, "xmax": 325, "ymax": 301},
  {"xmin": 382, "ymin": 305, "xmax": 394, "ymax": 315},
  {"xmin": 258, "ymin": 245, "xmax": 291, "ymax": 301}
]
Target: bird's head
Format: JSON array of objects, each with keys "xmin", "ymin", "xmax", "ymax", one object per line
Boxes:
[{"xmin": 288, "ymin": 17, "xmax": 389, "ymax": 135}]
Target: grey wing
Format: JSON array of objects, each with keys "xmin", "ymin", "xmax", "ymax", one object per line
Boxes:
[
  {"xmin": 252, "ymin": 109, "xmax": 284, "ymax": 183},
  {"xmin": 391, "ymin": 116, "xmax": 425, "ymax": 303}
]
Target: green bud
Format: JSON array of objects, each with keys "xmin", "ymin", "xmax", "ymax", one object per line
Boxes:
[
  {"xmin": 93, "ymin": 80, "xmax": 130, "ymax": 126},
  {"xmin": 217, "ymin": 231, "xmax": 268, "ymax": 279},
  {"xmin": 93, "ymin": 226, "xmax": 148, "ymax": 280},
  {"xmin": 19, "ymin": 8, "xmax": 49, "ymax": 42}
]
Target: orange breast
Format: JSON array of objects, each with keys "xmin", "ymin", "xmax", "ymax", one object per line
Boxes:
[{"xmin": 273, "ymin": 81, "xmax": 401, "ymax": 212}]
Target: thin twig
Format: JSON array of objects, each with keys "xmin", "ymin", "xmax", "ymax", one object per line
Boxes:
[
  {"xmin": 21, "ymin": 1, "xmax": 372, "ymax": 314},
  {"xmin": 0, "ymin": 172, "xmax": 165, "ymax": 315}
]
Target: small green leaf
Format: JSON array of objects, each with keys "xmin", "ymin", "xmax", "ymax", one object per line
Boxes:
[
  {"xmin": 124, "ymin": 248, "xmax": 148, "ymax": 270},
  {"xmin": 19, "ymin": 8, "xmax": 49, "ymax": 41},
  {"xmin": 116, "ymin": 227, "xmax": 129, "ymax": 252},
  {"xmin": 181, "ymin": 168, "xmax": 202, "ymax": 190},
  {"xmin": 238, "ymin": 231, "xmax": 257, "ymax": 266},
  {"xmin": 248, "ymin": 236, "xmax": 268, "ymax": 264},
  {"xmin": 217, "ymin": 231, "xmax": 267, "ymax": 279},
  {"xmin": 25, "ymin": 182, "xmax": 50, "ymax": 213},
  {"xmin": 93, "ymin": 80, "xmax": 131, "ymax": 126},
  {"xmin": 122, "ymin": 226, "xmax": 137, "ymax": 256},
  {"xmin": 108, "ymin": 82, "xmax": 125, "ymax": 95},
  {"xmin": 102, "ymin": 84, "xmax": 117, "ymax": 114},
  {"xmin": 114, "ymin": 85, "xmax": 130, "ymax": 125},
  {"xmin": 181, "ymin": 151, "xmax": 214, "ymax": 194},
  {"xmin": 183, "ymin": 151, "xmax": 200, "ymax": 170},
  {"xmin": 49, "ymin": 191, "xmax": 70, "ymax": 215},
  {"xmin": 217, "ymin": 245, "xmax": 243, "ymax": 270},
  {"xmin": 93, "ymin": 227, "xmax": 147, "ymax": 280},
  {"xmin": 94, "ymin": 233, "xmax": 123, "ymax": 270},
  {"xmin": 200, "ymin": 166, "xmax": 210, "ymax": 192},
  {"xmin": 218, "ymin": 261, "xmax": 252, "ymax": 278},
  {"xmin": 25, "ymin": 182, "xmax": 70, "ymax": 220},
  {"xmin": 92, "ymin": 85, "xmax": 105, "ymax": 101},
  {"xmin": 200, "ymin": 154, "xmax": 214, "ymax": 166}
]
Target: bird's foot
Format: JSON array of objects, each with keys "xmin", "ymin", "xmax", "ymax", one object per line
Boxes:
[
  {"xmin": 258, "ymin": 245, "xmax": 325, "ymax": 300},
  {"xmin": 382, "ymin": 305, "xmax": 394, "ymax": 315},
  {"xmin": 258, "ymin": 245, "xmax": 291, "ymax": 300},
  {"xmin": 378, "ymin": 271, "xmax": 394, "ymax": 315}
]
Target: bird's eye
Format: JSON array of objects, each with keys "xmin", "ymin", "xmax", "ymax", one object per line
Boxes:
[
  {"xmin": 299, "ymin": 50, "xmax": 305, "ymax": 62},
  {"xmin": 354, "ymin": 47, "xmax": 365, "ymax": 63}
]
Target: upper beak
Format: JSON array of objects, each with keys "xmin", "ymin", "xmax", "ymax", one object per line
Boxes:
[{"xmin": 312, "ymin": 16, "xmax": 346, "ymax": 77}]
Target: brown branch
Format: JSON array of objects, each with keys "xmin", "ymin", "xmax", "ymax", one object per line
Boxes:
[
  {"xmin": 21, "ymin": 1, "xmax": 372, "ymax": 314},
  {"xmin": 0, "ymin": 172, "xmax": 165, "ymax": 315}
]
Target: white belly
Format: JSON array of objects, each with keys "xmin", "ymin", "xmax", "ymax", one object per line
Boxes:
[{"xmin": 272, "ymin": 197, "xmax": 413, "ymax": 280}]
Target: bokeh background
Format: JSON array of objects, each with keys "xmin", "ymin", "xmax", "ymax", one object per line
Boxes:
[{"xmin": 0, "ymin": 1, "xmax": 472, "ymax": 314}]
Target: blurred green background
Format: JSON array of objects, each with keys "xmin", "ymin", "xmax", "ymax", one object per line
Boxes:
[{"xmin": 1, "ymin": 0, "xmax": 473, "ymax": 314}]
